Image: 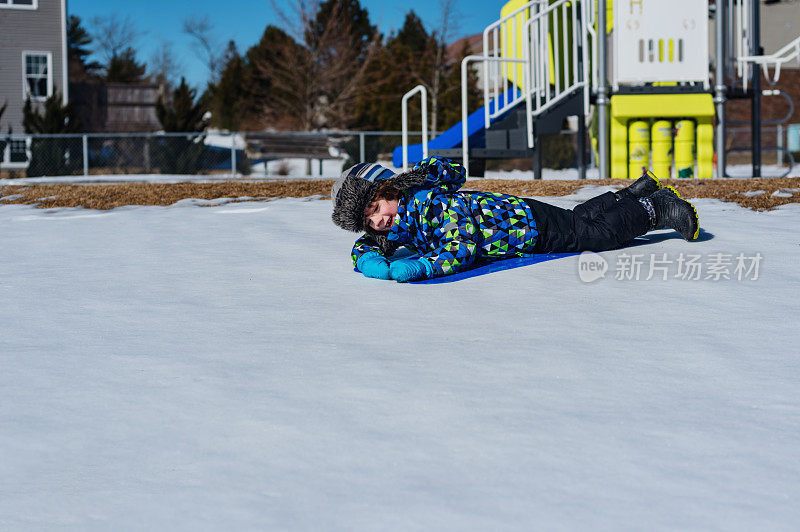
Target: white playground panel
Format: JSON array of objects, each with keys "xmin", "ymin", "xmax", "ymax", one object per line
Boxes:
[{"xmin": 613, "ymin": 0, "xmax": 710, "ymax": 89}]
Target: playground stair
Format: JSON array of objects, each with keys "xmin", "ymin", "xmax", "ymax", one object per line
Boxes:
[{"xmin": 429, "ymin": 88, "xmax": 584, "ymax": 178}]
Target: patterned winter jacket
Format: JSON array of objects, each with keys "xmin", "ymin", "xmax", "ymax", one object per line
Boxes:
[{"xmin": 351, "ymin": 157, "xmax": 539, "ymax": 278}]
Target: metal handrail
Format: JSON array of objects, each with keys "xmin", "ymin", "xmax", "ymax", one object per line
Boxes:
[
  {"xmin": 738, "ymin": 35, "xmax": 800, "ymax": 86},
  {"xmin": 583, "ymin": 0, "xmax": 597, "ymax": 96},
  {"xmin": 524, "ymin": 0, "xmax": 588, "ymax": 148},
  {"xmin": 400, "ymin": 85, "xmax": 428, "ymax": 171},
  {"xmin": 736, "ymin": 0, "xmax": 750, "ymax": 83},
  {"xmin": 481, "ymin": 0, "xmax": 548, "ymax": 127},
  {"xmin": 460, "ymin": 55, "xmax": 526, "ymax": 176}
]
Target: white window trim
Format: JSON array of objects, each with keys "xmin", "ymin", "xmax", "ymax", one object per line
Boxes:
[
  {"xmin": 22, "ymin": 50, "xmax": 53, "ymax": 102},
  {"xmin": 60, "ymin": 0, "xmax": 68, "ymax": 104},
  {"xmin": 0, "ymin": 0, "xmax": 38, "ymax": 10},
  {"xmin": 0, "ymin": 136, "xmax": 32, "ymax": 169}
]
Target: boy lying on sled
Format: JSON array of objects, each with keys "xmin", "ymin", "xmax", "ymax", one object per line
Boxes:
[{"xmin": 331, "ymin": 156, "xmax": 699, "ymax": 282}]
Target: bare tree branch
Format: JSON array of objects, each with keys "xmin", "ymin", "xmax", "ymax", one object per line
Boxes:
[
  {"xmin": 91, "ymin": 14, "xmax": 144, "ymax": 64},
  {"xmin": 269, "ymin": 0, "xmax": 314, "ymax": 42},
  {"xmin": 253, "ymin": 0, "xmax": 381, "ymax": 130},
  {"xmin": 430, "ymin": 0, "xmax": 459, "ymax": 133},
  {"xmin": 149, "ymin": 39, "xmax": 183, "ymax": 94},
  {"xmin": 182, "ymin": 15, "xmax": 223, "ymax": 84}
]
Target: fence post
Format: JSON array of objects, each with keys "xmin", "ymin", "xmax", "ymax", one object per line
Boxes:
[
  {"xmin": 82, "ymin": 134, "xmax": 89, "ymax": 176},
  {"xmin": 144, "ymin": 137, "xmax": 151, "ymax": 172},
  {"xmin": 231, "ymin": 132, "xmax": 237, "ymax": 177},
  {"xmin": 777, "ymin": 124, "xmax": 784, "ymax": 166},
  {"xmin": 359, "ymin": 133, "xmax": 365, "ymax": 163}
]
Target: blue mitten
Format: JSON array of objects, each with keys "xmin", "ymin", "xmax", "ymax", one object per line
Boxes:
[
  {"xmin": 356, "ymin": 252, "xmax": 391, "ymax": 280},
  {"xmin": 390, "ymin": 258, "xmax": 434, "ymax": 282}
]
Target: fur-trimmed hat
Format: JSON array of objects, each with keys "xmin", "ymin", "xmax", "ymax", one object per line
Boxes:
[
  {"xmin": 331, "ymin": 163, "xmax": 395, "ymax": 232},
  {"xmin": 331, "ymin": 163, "xmax": 429, "ymax": 233}
]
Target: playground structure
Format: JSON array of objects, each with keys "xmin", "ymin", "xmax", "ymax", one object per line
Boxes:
[{"xmin": 396, "ymin": 0, "xmax": 800, "ymax": 179}]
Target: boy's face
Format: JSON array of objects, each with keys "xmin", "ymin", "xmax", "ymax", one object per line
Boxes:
[{"xmin": 365, "ymin": 198, "xmax": 399, "ymax": 232}]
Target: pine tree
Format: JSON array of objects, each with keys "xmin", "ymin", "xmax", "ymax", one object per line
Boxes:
[
  {"xmin": 245, "ymin": 25, "xmax": 306, "ymax": 129},
  {"xmin": 207, "ymin": 41, "xmax": 247, "ymax": 130},
  {"xmin": 22, "ymin": 92, "xmax": 82, "ymax": 177},
  {"xmin": 354, "ymin": 12, "xmax": 436, "ymax": 132},
  {"xmin": 437, "ymin": 41, "xmax": 481, "ymax": 131},
  {"xmin": 352, "ymin": 10, "xmax": 479, "ymax": 135},
  {"xmin": 307, "ymin": 0, "xmax": 376, "ymax": 57},
  {"xmin": 23, "ymin": 93, "xmax": 81, "ymax": 134},
  {"xmin": 156, "ymin": 78, "xmax": 206, "ymax": 132},
  {"xmin": 154, "ymin": 78, "xmax": 207, "ymax": 173},
  {"xmin": 67, "ymin": 15, "xmax": 101, "ymax": 79},
  {"xmin": 106, "ymin": 47, "xmax": 146, "ymax": 83}
]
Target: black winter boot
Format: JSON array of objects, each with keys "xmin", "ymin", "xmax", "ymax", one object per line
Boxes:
[
  {"xmin": 615, "ymin": 170, "xmax": 662, "ymax": 201},
  {"xmin": 643, "ymin": 187, "xmax": 700, "ymax": 241}
]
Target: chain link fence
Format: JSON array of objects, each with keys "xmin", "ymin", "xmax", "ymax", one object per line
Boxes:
[
  {"xmin": 0, "ymin": 131, "xmax": 429, "ymax": 179},
  {"xmin": 727, "ymin": 124, "xmax": 798, "ymax": 166},
  {"xmin": 9, "ymin": 125, "xmax": 793, "ymax": 179}
]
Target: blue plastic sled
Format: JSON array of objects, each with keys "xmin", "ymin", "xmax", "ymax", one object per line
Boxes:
[
  {"xmin": 410, "ymin": 253, "xmax": 579, "ymax": 284},
  {"xmin": 353, "ymin": 253, "xmax": 578, "ymax": 284}
]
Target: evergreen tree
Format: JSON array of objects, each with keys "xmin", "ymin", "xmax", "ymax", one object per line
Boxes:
[
  {"xmin": 156, "ymin": 78, "xmax": 206, "ymax": 132},
  {"xmin": 22, "ymin": 93, "xmax": 81, "ymax": 135},
  {"xmin": 154, "ymin": 78, "xmax": 208, "ymax": 173},
  {"xmin": 393, "ymin": 11, "xmax": 436, "ymax": 58},
  {"xmin": 245, "ymin": 25, "xmax": 305, "ymax": 129},
  {"xmin": 67, "ymin": 15, "xmax": 101, "ymax": 78},
  {"xmin": 105, "ymin": 47, "xmax": 146, "ymax": 83},
  {"xmin": 307, "ymin": 0, "xmax": 376, "ymax": 57},
  {"xmin": 207, "ymin": 41, "xmax": 247, "ymax": 130},
  {"xmin": 22, "ymin": 92, "xmax": 82, "ymax": 177},
  {"xmin": 352, "ymin": 10, "xmax": 479, "ymax": 135},
  {"xmin": 436, "ymin": 41, "xmax": 481, "ymax": 131},
  {"xmin": 354, "ymin": 12, "xmax": 436, "ymax": 131}
]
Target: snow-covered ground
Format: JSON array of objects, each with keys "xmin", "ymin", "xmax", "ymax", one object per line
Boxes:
[
  {"xmin": 1, "ymin": 188, "xmax": 799, "ymax": 530},
  {"xmin": 2, "ymin": 163, "xmax": 798, "ymax": 184}
]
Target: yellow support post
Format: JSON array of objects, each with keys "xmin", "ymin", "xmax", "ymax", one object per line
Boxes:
[
  {"xmin": 674, "ymin": 119, "xmax": 695, "ymax": 178},
  {"xmin": 651, "ymin": 120, "xmax": 673, "ymax": 179},
  {"xmin": 628, "ymin": 120, "xmax": 650, "ymax": 179},
  {"xmin": 610, "ymin": 112, "xmax": 628, "ymax": 178},
  {"xmin": 696, "ymin": 118, "xmax": 714, "ymax": 179}
]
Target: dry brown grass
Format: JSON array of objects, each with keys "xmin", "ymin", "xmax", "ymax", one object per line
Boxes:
[{"xmin": 1, "ymin": 177, "xmax": 799, "ymax": 211}]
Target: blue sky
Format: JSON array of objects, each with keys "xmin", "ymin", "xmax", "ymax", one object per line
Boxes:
[{"xmin": 68, "ymin": 0, "xmax": 503, "ymax": 89}]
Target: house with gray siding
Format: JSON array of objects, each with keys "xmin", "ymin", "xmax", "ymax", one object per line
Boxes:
[{"xmin": 0, "ymin": 0, "xmax": 67, "ymax": 167}]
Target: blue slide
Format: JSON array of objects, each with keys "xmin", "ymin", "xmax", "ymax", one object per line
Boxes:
[{"xmin": 392, "ymin": 87, "xmax": 522, "ymax": 168}]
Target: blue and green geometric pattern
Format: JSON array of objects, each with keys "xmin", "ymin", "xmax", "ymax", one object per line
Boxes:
[{"xmin": 351, "ymin": 157, "xmax": 538, "ymax": 278}]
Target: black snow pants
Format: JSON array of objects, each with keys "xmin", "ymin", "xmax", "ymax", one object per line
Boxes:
[{"xmin": 525, "ymin": 191, "xmax": 650, "ymax": 253}]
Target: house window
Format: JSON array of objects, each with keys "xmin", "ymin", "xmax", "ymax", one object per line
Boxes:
[
  {"xmin": 0, "ymin": 0, "xmax": 38, "ymax": 10},
  {"xmin": 1, "ymin": 137, "xmax": 31, "ymax": 168},
  {"xmin": 9, "ymin": 140, "xmax": 29, "ymax": 163},
  {"xmin": 23, "ymin": 51, "xmax": 52, "ymax": 101}
]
